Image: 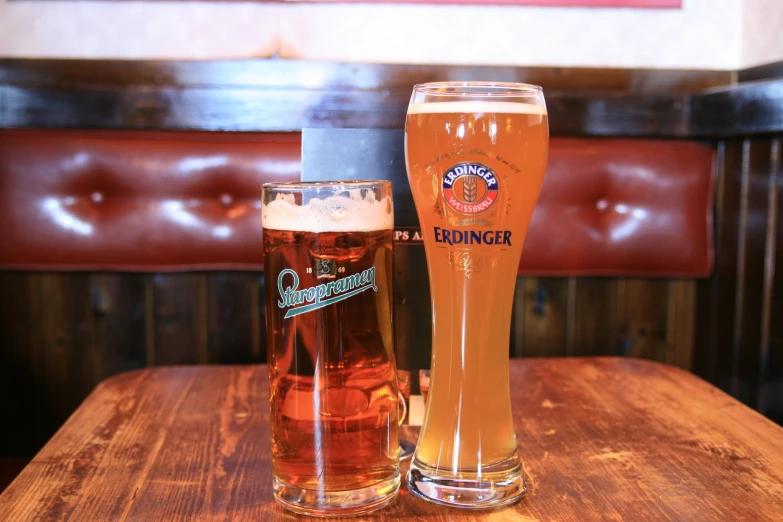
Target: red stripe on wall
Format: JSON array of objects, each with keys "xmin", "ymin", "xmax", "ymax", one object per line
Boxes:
[{"xmin": 290, "ymin": 0, "xmax": 681, "ymax": 7}]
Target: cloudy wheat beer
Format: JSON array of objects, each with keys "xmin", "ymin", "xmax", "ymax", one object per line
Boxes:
[
  {"xmin": 405, "ymin": 84, "xmax": 549, "ymax": 508},
  {"xmin": 262, "ymin": 182, "xmax": 400, "ymax": 516}
]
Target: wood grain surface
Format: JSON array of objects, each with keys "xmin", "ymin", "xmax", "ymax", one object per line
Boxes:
[
  {"xmin": 8, "ymin": 59, "xmax": 783, "ymax": 137},
  {"xmin": 1, "ymin": 358, "xmax": 782, "ymax": 521}
]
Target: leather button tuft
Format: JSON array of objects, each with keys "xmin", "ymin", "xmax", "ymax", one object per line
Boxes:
[
  {"xmin": 596, "ymin": 199, "xmax": 609, "ymax": 211},
  {"xmin": 91, "ymin": 192, "xmax": 104, "ymax": 204},
  {"xmin": 219, "ymin": 193, "xmax": 233, "ymax": 207}
]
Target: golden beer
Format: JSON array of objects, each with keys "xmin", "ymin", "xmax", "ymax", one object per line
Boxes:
[
  {"xmin": 262, "ymin": 182, "xmax": 400, "ymax": 516},
  {"xmin": 405, "ymin": 85, "xmax": 549, "ymax": 508}
]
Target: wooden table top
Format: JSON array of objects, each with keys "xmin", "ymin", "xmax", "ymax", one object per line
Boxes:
[{"xmin": 1, "ymin": 358, "xmax": 782, "ymax": 521}]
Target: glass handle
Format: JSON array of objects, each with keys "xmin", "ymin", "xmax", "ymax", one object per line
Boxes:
[{"xmin": 398, "ymin": 390, "xmax": 407, "ymax": 426}]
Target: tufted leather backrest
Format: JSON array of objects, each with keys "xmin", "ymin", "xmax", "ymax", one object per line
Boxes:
[
  {"xmin": 0, "ymin": 131, "xmax": 301, "ymax": 271},
  {"xmin": 521, "ymin": 138, "xmax": 714, "ymax": 277},
  {"xmin": 0, "ymin": 131, "xmax": 714, "ymax": 276}
]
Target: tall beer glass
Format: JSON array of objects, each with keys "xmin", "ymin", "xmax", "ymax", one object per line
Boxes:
[
  {"xmin": 404, "ymin": 83, "xmax": 549, "ymax": 508},
  {"xmin": 262, "ymin": 181, "xmax": 400, "ymax": 516}
]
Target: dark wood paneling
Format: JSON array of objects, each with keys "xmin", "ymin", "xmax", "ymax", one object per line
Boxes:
[
  {"xmin": 151, "ymin": 274, "xmax": 208, "ymax": 366},
  {"xmin": 738, "ymin": 60, "xmax": 783, "ymax": 83},
  {"xmin": 701, "ymin": 140, "xmax": 745, "ymax": 393},
  {"xmin": 6, "ymin": 59, "xmax": 783, "ymax": 137},
  {"xmin": 734, "ymin": 140, "xmax": 774, "ymax": 407},
  {"xmin": 0, "ymin": 59, "xmax": 763, "ymax": 137},
  {"xmin": 1, "ymin": 269, "xmax": 700, "ymax": 457},
  {"xmin": 694, "ymin": 137, "xmax": 783, "ymax": 425},
  {"xmin": 761, "ymin": 139, "xmax": 782, "ymax": 421},
  {"xmin": 0, "ymin": 83, "xmax": 696, "ymax": 137},
  {"xmin": 34, "ymin": 274, "xmax": 98, "ymax": 449},
  {"xmin": 520, "ymin": 278, "xmax": 569, "ymax": 357},
  {"xmin": 694, "ymin": 142, "xmax": 726, "ymax": 384},
  {"xmin": 0, "ymin": 59, "xmax": 731, "ymax": 93},
  {"xmin": 206, "ymin": 272, "xmax": 261, "ymax": 364},
  {"xmin": 666, "ymin": 280, "xmax": 696, "ymax": 369},
  {"xmin": 759, "ymin": 138, "xmax": 783, "ymax": 418},
  {"xmin": 91, "ymin": 274, "xmax": 147, "ymax": 375},
  {"xmin": 0, "ymin": 273, "xmax": 35, "ymax": 456},
  {"xmin": 689, "ymin": 80, "xmax": 783, "ymax": 137},
  {"xmin": 567, "ymin": 278, "xmax": 620, "ymax": 357},
  {"xmin": 619, "ymin": 279, "xmax": 669, "ymax": 361}
]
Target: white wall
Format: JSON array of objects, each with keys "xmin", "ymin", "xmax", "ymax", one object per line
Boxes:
[
  {"xmin": 742, "ymin": 0, "xmax": 783, "ymax": 68},
  {"xmin": 0, "ymin": 0, "xmax": 774, "ymax": 70}
]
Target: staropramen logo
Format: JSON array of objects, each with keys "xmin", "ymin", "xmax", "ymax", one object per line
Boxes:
[{"xmin": 277, "ymin": 267, "xmax": 378, "ymax": 319}]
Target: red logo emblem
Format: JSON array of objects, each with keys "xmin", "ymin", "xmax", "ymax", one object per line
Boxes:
[{"xmin": 442, "ymin": 163, "xmax": 499, "ymax": 215}]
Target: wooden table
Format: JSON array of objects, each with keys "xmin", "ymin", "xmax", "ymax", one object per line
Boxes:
[{"xmin": 1, "ymin": 358, "xmax": 782, "ymax": 521}]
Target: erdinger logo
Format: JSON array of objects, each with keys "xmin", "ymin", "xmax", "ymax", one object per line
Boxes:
[{"xmin": 442, "ymin": 163, "xmax": 499, "ymax": 215}]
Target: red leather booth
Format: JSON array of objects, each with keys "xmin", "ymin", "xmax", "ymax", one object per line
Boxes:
[{"xmin": 0, "ymin": 131, "xmax": 714, "ymax": 277}]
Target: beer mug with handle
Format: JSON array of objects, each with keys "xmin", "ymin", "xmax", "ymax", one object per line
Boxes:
[
  {"xmin": 262, "ymin": 181, "xmax": 400, "ymax": 516},
  {"xmin": 404, "ymin": 83, "xmax": 549, "ymax": 508}
]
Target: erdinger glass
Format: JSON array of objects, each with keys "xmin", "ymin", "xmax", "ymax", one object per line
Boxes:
[
  {"xmin": 262, "ymin": 181, "xmax": 400, "ymax": 516},
  {"xmin": 404, "ymin": 83, "xmax": 549, "ymax": 508}
]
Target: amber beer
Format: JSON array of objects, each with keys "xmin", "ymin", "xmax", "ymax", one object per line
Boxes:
[
  {"xmin": 405, "ymin": 85, "xmax": 549, "ymax": 508},
  {"xmin": 262, "ymin": 182, "xmax": 400, "ymax": 516}
]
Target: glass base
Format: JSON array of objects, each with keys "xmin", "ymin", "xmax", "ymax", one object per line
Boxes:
[
  {"xmin": 273, "ymin": 473, "xmax": 400, "ymax": 517},
  {"xmin": 406, "ymin": 454, "xmax": 526, "ymax": 509}
]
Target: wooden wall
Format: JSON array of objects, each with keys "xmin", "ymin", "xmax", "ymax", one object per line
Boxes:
[
  {"xmin": 512, "ymin": 278, "xmax": 694, "ymax": 369},
  {"xmin": 0, "ymin": 272, "xmax": 268, "ymax": 455},
  {"xmin": 0, "ymin": 269, "xmax": 697, "ymax": 456},
  {"xmin": 694, "ymin": 137, "xmax": 782, "ymax": 423}
]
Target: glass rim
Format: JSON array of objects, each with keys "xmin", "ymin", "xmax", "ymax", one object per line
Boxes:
[
  {"xmin": 262, "ymin": 180, "xmax": 391, "ymax": 190},
  {"xmin": 412, "ymin": 81, "xmax": 543, "ymax": 97}
]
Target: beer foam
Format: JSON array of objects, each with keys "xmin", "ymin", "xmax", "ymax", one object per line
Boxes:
[
  {"xmin": 408, "ymin": 101, "xmax": 547, "ymax": 116},
  {"xmin": 263, "ymin": 191, "xmax": 393, "ymax": 232}
]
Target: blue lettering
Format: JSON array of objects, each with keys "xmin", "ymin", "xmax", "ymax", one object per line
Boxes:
[
  {"xmin": 277, "ymin": 269, "xmax": 298, "ymax": 308},
  {"xmin": 431, "ymin": 227, "xmax": 512, "ymax": 246},
  {"xmin": 347, "ymin": 272, "xmax": 363, "ymax": 290},
  {"xmin": 277, "ymin": 266, "xmax": 379, "ymax": 319},
  {"xmin": 442, "ymin": 229, "xmax": 452, "ymax": 245}
]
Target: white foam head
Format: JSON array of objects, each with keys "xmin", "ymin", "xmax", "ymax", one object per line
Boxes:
[
  {"xmin": 408, "ymin": 101, "xmax": 547, "ymax": 116},
  {"xmin": 263, "ymin": 190, "xmax": 393, "ymax": 232}
]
